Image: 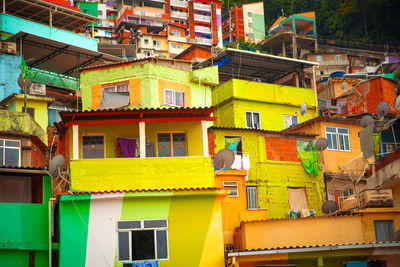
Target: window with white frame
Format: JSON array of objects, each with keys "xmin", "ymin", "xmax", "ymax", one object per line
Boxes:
[
  {"xmin": 117, "ymin": 219, "xmax": 168, "ymax": 262},
  {"xmin": 245, "ymin": 111, "xmax": 261, "ymax": 129},
  {"xmin": 155, "ymin": 13, "xmax": 162, "ymax": 18},
  {"xmin": 102, "ymin": 83, "xmax": 129, "ymax": 95},
  {"xmin": 144, "ymin": 51, "xmax": 151, "ymax": 57},
  {"xmin": 336, "ymin": 55, "xmax": 342, "ymax": 61},
  {"xmin": 172, "ymin": 30, "xmax": 181, "ymax": 36},
  {"xmin": 144, "ymin": 39, "xmax": 149, "ymax": 44},
  {"xmin": 325, "ymin": 126, "xmax": 350, "ymax": 151},
  {"xmin": 223, "ymin": 181, "xmax": 238, "ymax": 197},
  {"xmin": 178, "ymin": 44, "xmax": 183, "ymax": 50},
  {"xmin": 170, "ymin": 43, "xmax": 177, "ymax": 49},
  {"xmin": 0, "ymin": 139, "xmax": 21, "ymax": 167},
  {"xmin": 316, "ymin": 55, "xmax": 322, "ymax": 61},
  {"xmin": 140, "ymin": 11, "xmax": 146, "ymax": 16},
  {"xmin": 164, "ymin": 89, "xmax": 185, "ymax": 107},
  {"xmin": 153, "ymin": 40, "xmax": 160, "ymax": 46},
  {"xmin": 284, "ymin": 115, "xmax": 298, "ymax": 129},
  {"xmin": 247, "ymin": 186, "xmax": 258, "ymax": 209}
]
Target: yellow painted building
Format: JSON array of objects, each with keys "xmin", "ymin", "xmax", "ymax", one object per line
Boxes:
[{"xmin": 0, "ymin": 93, "xmax": 54, "ymax": 134}]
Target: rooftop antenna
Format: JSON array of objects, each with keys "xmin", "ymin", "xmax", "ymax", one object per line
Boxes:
[{"xmin": 214, "ymin": 148, "xmax": 235, "ymax": 174}]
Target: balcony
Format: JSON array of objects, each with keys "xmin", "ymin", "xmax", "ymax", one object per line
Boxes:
[
  {"xmin": 194, "ymin": 13, "xmax": 211, "ymax": 23},
  {"xmin": 195, "ymin": 25, "xmax": 211, "ymax": 34},
  {"xmin": 168, "ymin": 35, "xmax": 188, "ymax": 43},
  {"xmin": 70, "ymin": 156, "xmax": 214, "ymax": 191},
  {"xmin": 196, "ymin": 37, "xmax": 212, "ymax": 46},
  {"xmin": 171, "ymin": 11, "xmax": 188, "ymax": 20},
  {"xmin": 193, "ymin": 3, "xmax": 211, "ymax": 12},
  {"xmin": 170, "ymin": 0, "xmax": 188, "ymax": 8}
]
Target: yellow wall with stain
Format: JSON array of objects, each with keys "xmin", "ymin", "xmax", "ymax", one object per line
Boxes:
[{"xmin": 12, "ymin": 95, "xmax": 51, "ymax": 132}]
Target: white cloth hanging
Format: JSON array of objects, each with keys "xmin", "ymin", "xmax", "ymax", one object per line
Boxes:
[
  {"xmin": 242, "ymin": 155, "xmax": 251, "ymax": 181},
  {"xmin": 231, "ymin": 155, "xmax": 242, "ymax": 170}
]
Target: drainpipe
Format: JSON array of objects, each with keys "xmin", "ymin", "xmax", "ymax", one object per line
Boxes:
[{"xmin": 49, "ymin": 198, "xmax": 56, "ymax": 267}]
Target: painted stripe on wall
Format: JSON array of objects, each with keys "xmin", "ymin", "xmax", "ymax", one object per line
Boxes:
[{"xmin": 85, "ymin": 192, "xmax": 124, "ymax": 267}]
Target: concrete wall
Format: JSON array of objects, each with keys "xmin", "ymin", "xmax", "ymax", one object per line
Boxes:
[
  {"xmin": 212, "ymin": 79, "xmax": 318, "ymax": 131},
  {"xmin": 210, "ymin": 128, "xmax": 325, "ymax": 219},
  {"xmin": 0, "ymin": 54, "xmax": 21, "ymax": 100},
  {"xmin": 80, "ymin": 63, "xmax": 218, "ymax": 110},
  {"xmin": 59, "ymin": 190, "xmax": 225, "ymax": 267},
  {"xmin": 0, "ymin": 175, "xmax": 51, "ymax": 267},
  {"xmin": 242, "ymin": 2, "xmax": 265, "ymax": 42},
  {"xmin": 0, "ymin": 14, "xmax": 97, "ymax": 51}
]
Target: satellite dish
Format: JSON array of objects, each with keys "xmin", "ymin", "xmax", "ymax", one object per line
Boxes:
[
  {"xmin": 340, "ymin": 82, "xmax": 348, "ymax": 90},
  {"xmin": 49, "ymin": 154, "xmax": 66, "ymax": 177},
  {"xmin": 395, "ymin": 95, "xmax": 400, "ymax": 111},
  {"xmin": 360, "ymin": 115, "xmax": 374, "ymax": 128},
  {"xmin": 376, "ymin": 101, "xmax": 391, "ymax": 117},
  {"xmin": 300, "ymin": 102, "xmax": 308, "ymax": 116},
  {"xmin": 322, "ymin": 200, "xmax": 338, "ymax": 214},
  {"xmin": 214, "ymin": 148, "xmax": 235, "ymax": 170},
  {"xmin": 315, "ymin": 138, "xmax": 328, "ymax": 151}
]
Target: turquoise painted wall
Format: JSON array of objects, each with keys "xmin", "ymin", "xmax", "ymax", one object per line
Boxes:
[
  {"xmin": 0, "ymin": 175, "xmax": 51, "ymax": 267},
  {"xmin": 0, "ymin": 54, "xmax": 21, "ymax": 100},
  {"xmin": 80, "ymin": 63, "xmax": 218, "ymax": 110},
  {"xmin": 0, "ymin": 14, "xmax": 97, "ymax": 51}
]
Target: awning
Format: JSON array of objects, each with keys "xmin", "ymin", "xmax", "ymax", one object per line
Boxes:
[
  {"xmin": 194, "ymin": 48, "xmax": 319, "ymax": 83},
  {"xmin": 1, "ymin": 0, "xmax": 98, "ymax": 31},
  {"xmin": 8, "ymin": 32, "xmax": 125, "ymax": 78}
]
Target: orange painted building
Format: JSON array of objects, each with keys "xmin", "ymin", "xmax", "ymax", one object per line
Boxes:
[
  {"xmin": 174, "ymin": 44, "xmax": 212, "ymax": 62},
  {"xmin": 222, "ymin": 7, "xmax": 244, "ymax": 43}
]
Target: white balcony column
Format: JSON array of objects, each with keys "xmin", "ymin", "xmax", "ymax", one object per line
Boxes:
[
  {"xmin": 201, "ymin": 120, "xmax": 209, "ymax": 157},
  {"xmin": 139, "ymin": 121, "xmax": 146, "ymax": 158},
  {"xmin": 72, "ymin": 124, "xmax": 79, "ymax": 160}
]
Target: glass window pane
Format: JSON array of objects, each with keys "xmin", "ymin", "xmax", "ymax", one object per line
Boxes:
[
  {"xmin": 5, "ymin": 148, "xmax": 19, "ymax": 166},
  {"xmin": 118, "ymin": 232, "xmax": 130, "ymax": 261},
  {"xmin": 156, "ymin": 230, "xmax": 168, "ymax": 259},
  {"xmin": 132, "ymin": 230, "xmax": 155, "ymax": 261},
  {"xmin": 103, "ymin": 86, "xmax": 115, "ymax": 92},
  {"xmin": 332, "ymin": 134, "xmax": 338, "ymax": 149},
  {"xmin": 175, "ymin": 92, "xmax": 183, "ymax": 107},
  {"xmin": 246, "ymin": 112, "xmax": 252, "ymax": 128},
  {"xmin": 0, "ymin": 147, "xmax": 3, "ymax": 165},
  {"xmin": 165, "ymin": 90, "xmax": 173, "ymax": 105},
  {"xmin": 118, "ymin": 221, "xmax": 141, "ymax": 230},
  {"xmin": 253, "ymin": 113, "xmax": 260, "ymax": 129},
  {"xmin": 158, "ymin": 134, "xmax": 171, "ymax": 157},
  {"xmin": 344, "ymin": 136, "xmax": 350, "ymax": 151},
  {"xmin": 144, "ymin": 220, "xmax": 167, "ymax": 228},
  {"xmin": 338, "ymin": 135, "xmax": 345, "ymax": 150},
  {"xmin": 82, "ymin": 136, "xmax": 104, "ymax": 159},
  {"xmin": 292, "ymin": 116, "xmax": 298, "ymax": 125},
  {"xmin": 326, "ymin": 127, "xmax": 337, "ymax": 133},
  {"xmin": 172, "ymin": 133, "xmax": 186, "ymax": 156},
  {"xmin": 326, "ymin": 133, "xmax": 332, "ymax": 149},
  {"xmin": 5, "ymin": 140, "xmax": 19, "ymax": 147},
  {"xmin": 0, "ymin": 140, "xmax": 3, "ymax": 146},
  {"xmin": 338, "ymin": 128, "xmax": 348, "ymax": 134},
  {"xmin": 247, "ymin": 187, "xmax": 258, "ymax": 209}
]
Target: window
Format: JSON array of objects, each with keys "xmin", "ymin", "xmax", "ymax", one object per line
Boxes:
[
  {"xmin": 248, "ymin": 33, "xmax": 253, "ymax": 38},
  {"xmin": 145, "ymin": 51, "xmax": 151, "ymax": 57},
  {"xmin": 248, "ymin": 12, "xmax": 252, "ymax": 17},
  {"xmin": 325, "ymin": 127, "xmax": 351, "ymax": 151},
  {"xmin": 247, "ymin": 186, "xmax": 258, "ymax": 209},
  {"xmin": 103, "ymin": 83, "xmax": 129, "ymax": 95},
  {"xmin": 21, "ymin": 107, "xmax": 35, "ymax": 118},
  {"xmin": 178, "ymin": 44, "xmax": 183, "ymax": 49},
  {"xmin": 316, "ymin": 55, "xmax": 322, "ymax": 61},
  {"xmin": 82, "ymin": 135, "xmax": 105, "ymax": 159},
  {"xmin": 284, "ymin": 115, "xmax": 298, "ymax": 129},
  {"xmin": 83, "ymin": 9, "xmax": 89, "ymax": 14},
  {"xmin": 98, "ymin": 10, "xmax": 103, "ymax": 16},
  {"xmin": 287, "ymin": 187, "xmax": 308, "ymax": 211},
  {"xmin": 336, "ymin": 55, "xmax": 342, "ymax": 61},
  {"xmin": 153, "ymin": 40, "xmax": 160, "ymax": 46},
  {"xmin": 223, "ymin": 181, "xmax": 238, "ymax": 197},
  {"xmin": 170, "ymin": 43, "xmax": 177, "ymax": 49},
  {"xmin": 117, "ymin": 219, "xmax": 168, "ymax": 262},
  {"xmin": 245, "ymin": 111, "xmax": 261, "ymax": 129},
  {"xmin": 164, "ymin": 89, "xmax": 185, "ymax": 107},
  {"xmin": 144, "ymin": 39, "xmax": 149, "ymax": 44},
  {"xmin": 140, "ymin": 11, "xmax": 146, "ymax": 16},
  {"xmin": 155, "ymin": 13, "xmax": 161, "ymax": 18},
  {"xmin": 224, "ymin": 136, "xmax": 242, "ymax": 155},
  {"xmin": 157, "ymin": 133, "xmax": 186, "ymax": 157},
  {"xmin": 374, "ymin": 220, "xmax": 394, "ymax": 242},
  {"xmin": 0, "ymin": 174, "xmax": 43, "ymax": 203},
  {"xmin": 172, "ymin": 30, "xmax": 181, "ymax": 36},
  {"xmin": 0, "ymin": 139, "xmax": 21, "ymax": 167}
]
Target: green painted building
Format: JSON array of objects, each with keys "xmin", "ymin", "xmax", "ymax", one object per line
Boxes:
[{"xmin": 0, "ymin": 169, "xmax": 52, "ymax": 267}]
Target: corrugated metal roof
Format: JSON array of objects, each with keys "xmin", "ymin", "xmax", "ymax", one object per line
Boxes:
[
  {"xmin": 61, "ymin": 187, "xmax": 224, "ymax": 196},
  {"xmin": 209, "ymin": 126, "xmax": 317, "ymax": 138}
]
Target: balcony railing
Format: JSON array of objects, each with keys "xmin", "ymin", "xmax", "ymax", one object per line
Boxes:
[
  {"xmin": 194, "ymin": 25, "xmax": 211, "ymax": 34},
  {"xmin": 320, "ymin": 60, "xmax": 349, "ymax": 66},
  {"xmin": 193, "ymin": 3, "xmax": 211, "ymax": 12},
  {"xmin": 69, "ymin": 156, "xmax": 215, "ymax": 191},
  {"xmin": 170, "ymin": 0, "xmax": 188, "ymax": 8},
  {"xmin": 194, "ymin": 13, "xmax": 211, "ymax": 23},
  {"xmin": 168, "ymin": 35, "xmax": 188, "ymax": 43},
  {"xmin": 196, "ymin": 37, "xmax": 212, "ymax": 46},
  {"xmin": 171, "ymin": 11, "xmax": 188, "ymax": 19}
]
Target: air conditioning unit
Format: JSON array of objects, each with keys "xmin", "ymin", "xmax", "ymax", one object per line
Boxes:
[{"xmin": 29, "ymin": 83, "xmax": 46, "ymax": 96}]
